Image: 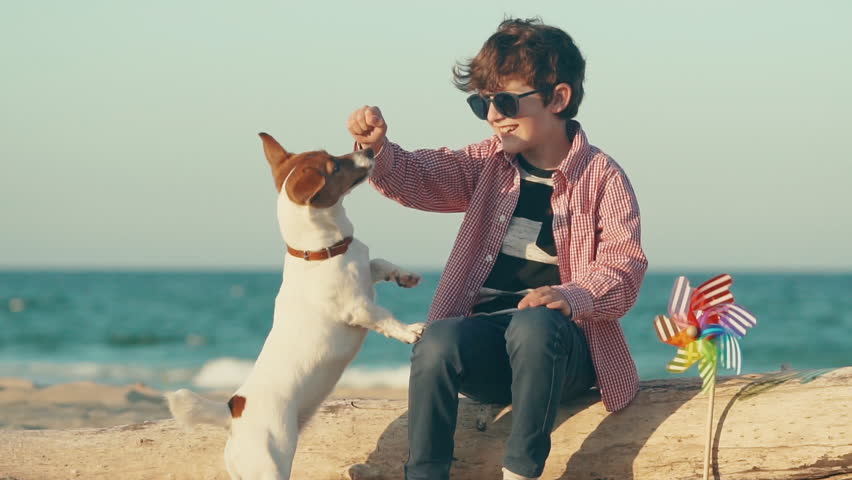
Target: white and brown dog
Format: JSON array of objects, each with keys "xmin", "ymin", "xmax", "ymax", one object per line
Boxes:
[{"xmin": 166, "ymin": 132, "xmax": 424, "ymax": 480}]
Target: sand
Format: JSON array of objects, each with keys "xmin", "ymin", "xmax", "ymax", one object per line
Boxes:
[
  {"xmin": 4, "ymin": 370, "xmax": 851, "ymax": 480},
  {"xmin": 0, "ymin": 377, "xmax": 406, "ymax": 430},
  {"xmin": 0, "ymin": 377, "xmax": 405, "ymax": 479}
]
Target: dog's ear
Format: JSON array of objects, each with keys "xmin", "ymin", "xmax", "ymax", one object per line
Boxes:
[
  {"xmin": 286, "ymin": 166, "xmax": 326, "ymax": 206},
  {"xmin": 259, "ymin": 132, "xmax": 292, "ymax": 192}
]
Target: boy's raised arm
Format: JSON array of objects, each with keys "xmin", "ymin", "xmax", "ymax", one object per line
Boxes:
[{"xmin": 347, "ymin": 105, "xmax": 495, "ymax": 213}]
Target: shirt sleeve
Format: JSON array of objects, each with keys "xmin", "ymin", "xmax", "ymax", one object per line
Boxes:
[
  {"xmin": 553, "ymin": 168, "xmax": 648, "ymax": 323},
  {"xmin": 366, "ymin": 137, "xmax": 498, "ymax": 213}
]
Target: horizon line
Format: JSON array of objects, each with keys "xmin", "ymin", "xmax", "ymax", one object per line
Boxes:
[{"xmin": 1, "ymin": 266, "xmax": 851, "ymax": 275}]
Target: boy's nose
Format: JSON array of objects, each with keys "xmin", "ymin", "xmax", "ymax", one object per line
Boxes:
[{"xmin": 486, "ymin": 102, "xmax": 504, "ymax": 122}]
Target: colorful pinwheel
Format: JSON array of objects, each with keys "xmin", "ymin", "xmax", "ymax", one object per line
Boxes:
[
  {"xmin": 654, "ymin": 273, "xmax": 757, "ymax": 393},
  {"xmin": 653, "ymin": 273, "xmax": 758, "ymax": 480}
]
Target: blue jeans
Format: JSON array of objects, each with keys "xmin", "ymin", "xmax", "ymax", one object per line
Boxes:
[{"xmin": 405, "ymin": 307, "xmax": 596, "ymax": 480}]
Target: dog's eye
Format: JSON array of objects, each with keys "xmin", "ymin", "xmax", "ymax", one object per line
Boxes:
[{"xmin": 331, "ymin": 160, "xmax": 340, "ymax": 174}]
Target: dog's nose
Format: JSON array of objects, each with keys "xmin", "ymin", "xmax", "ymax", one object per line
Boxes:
[{"xmin": 363, "ymin": 148, "xmax": 374, "ymax": 159}]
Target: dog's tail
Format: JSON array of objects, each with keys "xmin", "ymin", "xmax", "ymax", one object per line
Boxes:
[{"xmin": 165, "ymin": 389, "xmax": 232, "ymax": 429}]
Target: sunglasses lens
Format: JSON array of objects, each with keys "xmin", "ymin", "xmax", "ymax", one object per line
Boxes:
[
  {"xmin": 493, "ymin": 93, "xmax": 519, "ymax": 117},
  {"xmin": 467, "ymin": 94, "xmax": 488, "ymax": 120}
]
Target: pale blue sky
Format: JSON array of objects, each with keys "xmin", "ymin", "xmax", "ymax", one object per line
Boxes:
[{"xmin": 2, "ymin": 1, "xmax": 850, "ymax": 271}]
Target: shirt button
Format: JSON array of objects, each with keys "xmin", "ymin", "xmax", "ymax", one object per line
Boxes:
[
  {"xmin": 468, "ymin": 290, "xmax": 475, "ymax": 297},
  {"xmin": 498, "ymin": 215, "xmax": 507, "ymax": 222},
  {"xmin": 485, "ymin": 254, "xmax": 493, "ymax": 262}
]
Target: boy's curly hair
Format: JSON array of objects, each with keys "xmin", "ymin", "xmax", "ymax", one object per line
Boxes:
[{"xmin": 453, "ymin": 18, "xmax": 586, "ymax": 119}]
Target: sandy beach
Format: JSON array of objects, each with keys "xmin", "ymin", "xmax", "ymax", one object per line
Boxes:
[
  {"xmin": 0, "ymin": 377, "xmax": 405, "ymax": 431},
  {"xmin": 0, "ymin": 377, "xmax": 405, "ymax": 479},
  {"xmin": 2, "ymin": 369, "xmax": 852, "ymax": 480}
]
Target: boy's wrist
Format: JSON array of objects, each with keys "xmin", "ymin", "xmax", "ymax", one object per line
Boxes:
[
  {"xmin": 355, "ymin": 138, "xmax": 385, "ymax": 154},
  {"xmin": 368, "ymin": 138, "xmax": 386, "ymax": 155},
  {"xmin": 553, "ymin": 284, "xmax": 593, "ymax": 320},
  {"xmin": 354, "ymin": 138, "xmax": 387, "ymax": 156}
]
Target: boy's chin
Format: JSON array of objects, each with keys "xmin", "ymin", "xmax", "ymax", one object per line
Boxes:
[{"xmin": 499, "ymin": 137, "xmax": 526, "ymax": 155}]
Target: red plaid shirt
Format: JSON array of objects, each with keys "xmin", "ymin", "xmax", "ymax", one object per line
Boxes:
[{"xmin": 369, "ymin": 123, "xmax": 647, "ymax": 412}]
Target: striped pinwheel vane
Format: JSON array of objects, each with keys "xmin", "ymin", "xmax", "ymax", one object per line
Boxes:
[{"xmin": 654, "ymin": 274, "xmax": 758, "ymax": 394}]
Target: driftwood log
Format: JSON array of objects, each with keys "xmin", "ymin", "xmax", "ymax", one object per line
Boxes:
[{"xmin": 1, "ymin": 367, "xmax": 850, "ymax": 480}]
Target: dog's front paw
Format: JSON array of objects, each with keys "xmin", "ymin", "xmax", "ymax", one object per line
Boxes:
[
  {"xmin": 388, "ymin": 269, "xmax": 421, "ymax": 288},
  {"xmin": 403, "ymin": 322, "xmax": 426, "ymax": 344}
]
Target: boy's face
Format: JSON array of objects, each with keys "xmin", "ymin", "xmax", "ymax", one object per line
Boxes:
[{"xmin": 482, "ymin": 78, "xmax": 567, "ymax": 158}]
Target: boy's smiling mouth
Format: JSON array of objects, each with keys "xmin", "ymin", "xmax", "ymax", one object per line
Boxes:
[{"xmin": 497, "ymin": 124, "xmax": 518, "ymax": 135}]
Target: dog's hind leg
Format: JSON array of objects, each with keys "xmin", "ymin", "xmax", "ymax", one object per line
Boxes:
[
  {"xmin": 369, "ymin": 258, "xmax": 421, "ymax": 288},
  {"xmin": 229, "ymin": 424, "xmax": 298, "ymax": 480},
  {"xmin": 224, "ymin": 436, "xmax": 242, "ymax": 480},
  {"xmin": 270, "ymin": 410, "xmax": 300, "ymax": 480},
  {"xmin": 348, "ymin": 300, "xmax": 424, "ymax": 344}
]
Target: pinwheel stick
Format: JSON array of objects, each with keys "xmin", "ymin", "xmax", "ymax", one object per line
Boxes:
[
  {"xmin": 703, "ymin": 380, "xmax": 716, "ymax": 480},
  {"xmin": 655, "ymin": 273, "xmax": 759, "ymax": 479}
]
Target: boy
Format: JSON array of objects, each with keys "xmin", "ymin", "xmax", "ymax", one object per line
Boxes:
[{"xmin": 347, "ymin": 18, "xmax": 647, "ymax": 480}]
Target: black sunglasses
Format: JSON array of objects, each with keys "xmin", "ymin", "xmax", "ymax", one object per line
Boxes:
[{"xmin": 466, "ymin": 89, "xmax": 542, "ymax": 120}]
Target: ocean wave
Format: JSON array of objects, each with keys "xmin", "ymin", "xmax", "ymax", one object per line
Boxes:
[
  {"xmin": 339, "ymin": 364, "xmax": 411, "ymax": 388},
  {"xmin": 191, "ymin": 357, "xmax": 253, "ymax": 389},
  {"xmin": 190, "ymin": 357, "xmax": 410, "ymax": 390},
  {"xmin": 0, "ymin": 361, "xmax": 197, "ymax": 388},
  {"xmin": 1, "ymin": 358, "xmax": 411, "ymax": 391},
  {"xmin": 1, "ymin": 295, "xmax": 70, "ymax": 314},
  {"xmin": 106, "ymin": 333, "xmax": 189, "ymax": 347}
]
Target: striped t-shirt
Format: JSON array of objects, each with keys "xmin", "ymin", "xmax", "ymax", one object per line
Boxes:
[{"xmin": 472, "ymin": 154, "xmax": 560, "ymax": 315}]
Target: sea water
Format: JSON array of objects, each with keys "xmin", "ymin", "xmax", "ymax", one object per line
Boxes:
[{"xmin": 0, "ymin": 270, "xmax": 849, "ymax": 390}]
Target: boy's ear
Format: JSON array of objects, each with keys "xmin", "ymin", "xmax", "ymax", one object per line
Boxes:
[
  {"xmin": 550, "ymin": 83, "xmax": 572, "ymax": 115},
  {"xmin": 259, "ymin": 132, "xmax": 293, "ymax": 192}
]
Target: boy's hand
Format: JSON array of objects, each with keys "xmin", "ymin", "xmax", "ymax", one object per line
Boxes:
[
  {"xmin": 347, "ymin": 106, "xmax": 387, "ymax": 153},
  {"xmin": 518, "ymin": 286, "xmax": 573, "ymax": 318}
]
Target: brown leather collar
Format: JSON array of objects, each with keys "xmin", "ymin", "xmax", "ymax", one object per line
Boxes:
[{"xmin": 287, "ymin": 236, "xmax": 353, "ymax": 261}]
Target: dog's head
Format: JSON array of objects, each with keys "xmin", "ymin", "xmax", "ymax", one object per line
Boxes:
[{"xmin": 259, "ymin": 132, "xmax": 373, "ymax": 208}]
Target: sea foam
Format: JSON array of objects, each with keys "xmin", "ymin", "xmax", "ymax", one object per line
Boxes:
[
  {"xmin": 1, "ymin": 358, "xmax": 411, "ymax": 390},
  {"xmin": 190, "ymin": 357, "xmax": 411, "ymax": 390}
]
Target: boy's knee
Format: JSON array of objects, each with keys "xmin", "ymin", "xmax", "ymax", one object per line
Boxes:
[{"xmin": 411, "ymin": 318, "xmax": 463, "ymax": 366}]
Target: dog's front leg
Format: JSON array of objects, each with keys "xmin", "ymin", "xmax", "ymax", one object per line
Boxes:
[
  {"xmin": 349, "ymin": 300, "xmax": 425, "ymax": 344},
  {"xmin": 370, "ymin": 258, "xmax": 422, "ymax": 287}
]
